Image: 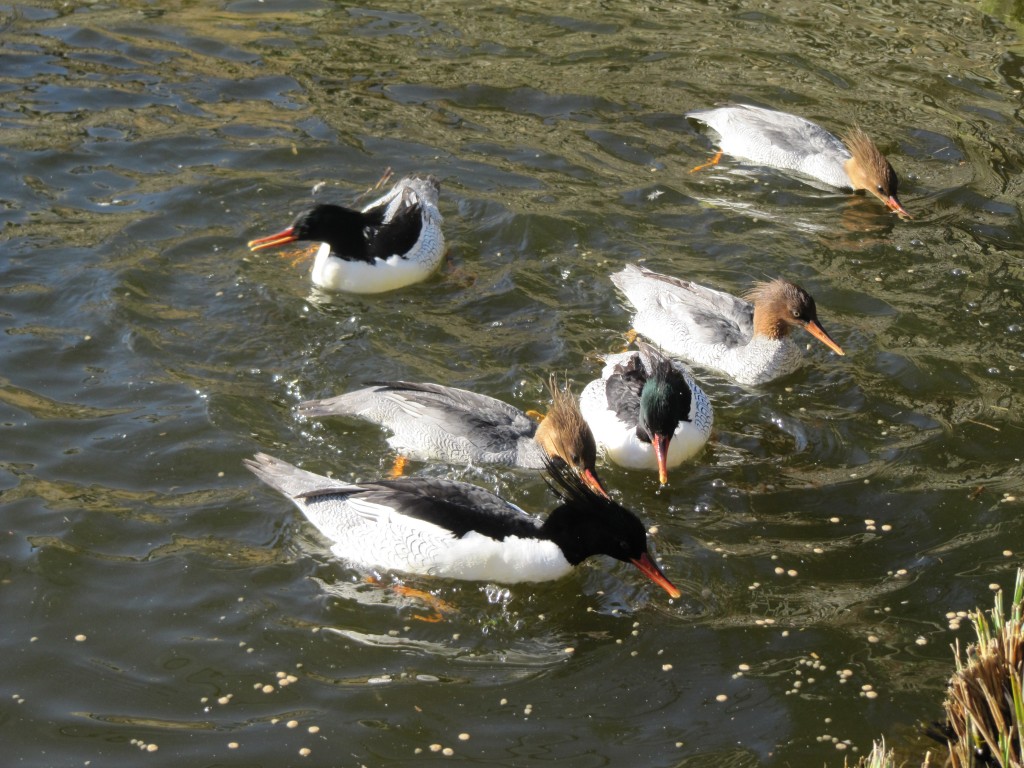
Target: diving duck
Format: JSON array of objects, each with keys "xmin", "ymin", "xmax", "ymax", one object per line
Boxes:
[
  {"xmin": 687, "ymin": 104, "xmax": 910, "ymax": 217},
  {"xmin": 298, "ymin": 377, "xmax": 608, "ymax": 497},
  {"xmin": 244, "ymin": 452, "xmax": 679, "ymax": 597}
]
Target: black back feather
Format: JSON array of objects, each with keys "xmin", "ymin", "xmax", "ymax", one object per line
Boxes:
[{"xmin": 298, "ymin": 477, "xmax": 542, "ymax": 541}]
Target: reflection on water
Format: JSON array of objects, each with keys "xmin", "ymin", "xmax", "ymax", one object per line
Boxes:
[{"xmin": 2, "ymin": 0, "xmax": 1024, "ymax": 766}]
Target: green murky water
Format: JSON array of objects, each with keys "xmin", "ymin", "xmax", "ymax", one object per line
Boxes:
[{"xmin": 3, "ymin": 1, "xmax": 1024, "ymax": 765}]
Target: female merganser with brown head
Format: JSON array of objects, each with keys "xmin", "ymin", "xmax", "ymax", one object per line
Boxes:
[
  {"xmin": 686, "ymin": 104, "xmax": 910, "ymax": 218},
  {"xmin": 611, "ymin": 264, "xmax": 845, "ymax": 387},
  {"xmin": 298, "ymin": 377, "xmax": 608, "ymax": 498},
  {"xmin": 247, "ymin": 176, "xmax": 444, "ymax": 293},
  {"xmin": 580, "ymin": 341, "xmax": 713, "ymax": 484},
  {"xmin": 244, "ymin": 453, "xmax": 679, "ymax": 597}
]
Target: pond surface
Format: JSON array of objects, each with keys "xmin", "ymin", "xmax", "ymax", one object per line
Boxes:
[{"xmin": 3, "ymin": 1, "xmax": 1024, "ymax": 765}]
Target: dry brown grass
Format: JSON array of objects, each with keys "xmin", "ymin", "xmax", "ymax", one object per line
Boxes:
[{"xmin": 943, "ymin": 568, "xmax": 1024, "ymax": 767}]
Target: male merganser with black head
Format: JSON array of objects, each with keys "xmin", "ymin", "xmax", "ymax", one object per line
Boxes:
[
  {"xmin": 247, "ymin": 176, "xmax": 444, "ymax": 293},
  {"xmin": 298, "ymin": 377, "xmax": 608, "ymax": 498},
  {"xmin": 244, "ymin": 453, "xmax": 680, "ymax": 597},
  {"xmin": 611, "ymin": 264, "xmax": 845, "ymax": 387},
  {"xmin": 686, "ymin": 104, "xmax": 910, "ymax": 218},
  {"xmin": 580, "ymin": 340, "xmax": 712, "ymax": 484}
]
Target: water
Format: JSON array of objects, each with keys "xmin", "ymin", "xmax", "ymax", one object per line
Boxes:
[{"xmin": 2, "ymin": 1, "xmax": 1024, "ymax": 765}]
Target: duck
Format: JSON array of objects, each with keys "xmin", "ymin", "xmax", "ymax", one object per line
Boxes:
[
  {"xmin": 686, "ymin": 104, "xmax": 910, "ymax": 218},
  {"xmin": 298, "ymin": 377, "xmax": 609, "ymax": 498},
  {"xmin": 243, "ymin": 452, "xmax": 680, "ymax": 597},
  {"xmin": 580, "ymin": 341, "xmax": 712, "ymax": 484},
  {"xmin": 247, "ymin": 175, "xmax": 444, "ymax": 293},
  {"xmin": 610, "ymin": 264, "xmax": 845, "ymax": 387}
]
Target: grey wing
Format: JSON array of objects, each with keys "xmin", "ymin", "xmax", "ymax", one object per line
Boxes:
[
  {"xmin": 244, "ymin": 453, "xmax": 477, "ymax": 573},
  {"xmin": 688, "ymin": 105, "xmax": 847, "ymax": 168},
  {"xmin": 613, "ymin": 265, "xmax": 754, "ymax": 347},
  {"xmin": 245, "ymin": 452, "xmax": 359, "ymax": 499},
  {"xmin": 730, "ymin": 107, "xmax": 843, "ymax": 150},
  {"xmin": 298, "ymin": 382, "xmax": 537, "ymax": 465},
  {"xmin": 660, "ymin": 287, "xmax": 753, "ymax": 348},
  {"xmin": 244, "ymin": 453, "xmax": 373, "ymax": 545}
]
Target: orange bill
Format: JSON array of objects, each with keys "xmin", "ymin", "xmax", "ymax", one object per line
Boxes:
[
  {"xmin": 582, "ymin": 467, "xmax": 611, "ymax": 500},
  {"xmin": 630, "ymin": 551, "xmax": 681, "ymax": 598},
  {"xmin": 804, "ymin": 320, "xmax": 845, "ymax": 357},
  {"xmin": 247, "ymin": 226, "xmax": 297, "ymax": 252},
  {"xmin": 652, "ymin": 433, "xmax": 670, "ymax": 485},
  {"xmin": 885, "ymin": 195, "xmax": 912, "ymax": 219}
]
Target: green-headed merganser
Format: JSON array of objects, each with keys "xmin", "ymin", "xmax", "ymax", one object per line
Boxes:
[
  {"xmin": 244, "ymin": 453, "xmax": 680, "ymax": 597},
  {"xmin": 247, "ymin": 176, "xmax": 444, "ymax": 293},
  {"xmin": 298, "ymin": 377, "xmax": 607, "ymax": 497},
  {"xmin": 611, "ymin": 264, "xmax": 845, "ymax": 387},
  {"xmin": 580, "ymin": 340, "xmax": 712, "ymax": 484},
  {"xmin": 687, "ymin": 104, "xmax": 910, "ymax": 218}
]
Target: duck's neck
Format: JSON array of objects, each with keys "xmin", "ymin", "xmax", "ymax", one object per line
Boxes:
[
  {"xmin": 751, "ymin": 305, "xmax": 791, "ymax": 342},
  {"xmin": 319, "ymin": 209, "xmax": 373, "ymax": 255},
  {"xmin": 533, "ymin": 414, "xmax": 559, "ymax": 458},
  {"xmin": 842, "ymin": 156, "xmax": 865, "ymax": 192}
]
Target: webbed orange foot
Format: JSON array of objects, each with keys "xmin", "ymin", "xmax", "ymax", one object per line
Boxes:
[
  {"xmin": 389, "ymin": 455, "xmax": 409, "ymax": 478},
  {"xmin": 392, "ymin": 585, "xmax": 457, "ymax": 623},
  {"xmin": 283, "ymin": 243, "xmax": 319, "ymax": 267},
  {"xmin": 363, "ymin": 577, "xmax": 457, "ymax": 622},
  {"xmin": 444, "ymin": 259, "xmax": 478, "ymax": 289},
  {"xmin": 689, "ymin": 150, "xmax": 723, "ymax": 174}
]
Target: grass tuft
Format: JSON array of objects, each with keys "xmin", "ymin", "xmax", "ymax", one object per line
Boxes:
[{"xmin": 943, "ymin": 568, "xmax": 1024, "ymax": 767}]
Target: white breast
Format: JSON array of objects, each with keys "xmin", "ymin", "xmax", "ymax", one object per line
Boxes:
[
  {"xmin": 579, "ymin": 364, "xmax": 713, "ymax": 470},
  {"xmin": 715, "ymin": 336, "xmax": 804, "ymax": 386},
  {"xmin": 302, "ymin": 495, "xmax": 572, "ymax": 584},
  {"xmin": 310, "ymin": 194, "xmax": 445, "ymax": 293},
  {"xmin": 311, "ymin": 239, "xmax": 442, "ymax": 294}
]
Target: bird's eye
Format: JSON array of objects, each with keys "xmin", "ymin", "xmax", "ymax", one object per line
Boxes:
[
  {"xmin": 877, "ymin": 185, "xmax": 885, "ymax": 194},
  {"xmin": 792, "ymin": 309, "xmax": 801, "ymax": 319}
]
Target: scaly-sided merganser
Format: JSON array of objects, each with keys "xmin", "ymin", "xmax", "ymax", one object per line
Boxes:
[
  {"xmin": 580, "ymin": 340, "xmax": 713, "ymax": 484},
  {"xmin": 247, "ymin": 176, "xmax": 444, "ymax": 293},
  {"xmin": 611, "ymin": 264, "xmax": 845, "ymax": 386},
  {"xmin": 244, "ymin": 453, "xmax": 680, "ymax": 597},
  {"xmin": 298, "ymin": 377, "xmax": 608, "ymax": 498},
  {"xmin": 686, "ymin": 104, "xmax": 910, "ymax": 218}
]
